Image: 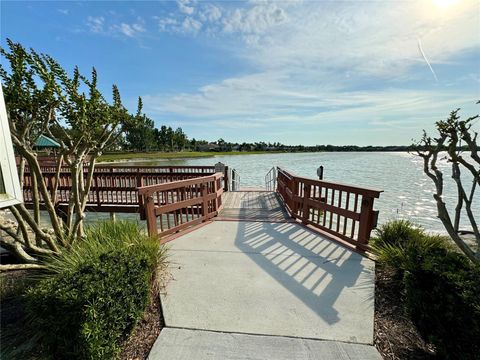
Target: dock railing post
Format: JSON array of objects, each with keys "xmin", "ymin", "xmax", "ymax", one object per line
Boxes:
[
  {"xmin": 317, "ymin": 166, "xmax": 324, "ymax": 180},
  {"xmin": 201, "ymin": 182, "xmax": 208, "ymax": 220},
  {"xmin": 137, "ymin": 171, "xmax": 146, "ymax": 220},
  {"xmin": 224, "ymin": 166, "xmax": 229, "ymax": 192},
  {"xmin": 214, "ymin": 162, "xmax": 227, "ymax": 191},
  {"xmin": 292, "ymin": 177, "xmax": 299, "ymax": 217},
  {"xmin": 145, "ymin": 195, "xmax": 157, "ymax": 237},
  {"xmin": 357, "ymin": 196, "xmax": 374, "ymax": 249},
  {"xmin": 302, "ymin": 183, "xmax": 311, "ymax": 224}
]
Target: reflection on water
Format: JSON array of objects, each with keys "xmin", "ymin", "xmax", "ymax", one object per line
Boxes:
[{"xmin": 117, "ymin": 151, "xmax": 478, "ymax": 233}]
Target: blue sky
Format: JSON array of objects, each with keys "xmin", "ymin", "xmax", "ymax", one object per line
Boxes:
[{"xmin": 1, "ymin": 0, "xmax": 479, "ymax": 145}]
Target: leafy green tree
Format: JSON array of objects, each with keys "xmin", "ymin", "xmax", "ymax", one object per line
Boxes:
[
  {"xmin": 124, "ymin": 98, "xmax": 157, "ymax": 151},
  {"xmin": 174, "ymin": 127, "xmax": 187, "ymax": 151},
  {"xmin": 166, "ymin": 126, "xmax": 174, "ymax": 151},
  {"xmin": 0, "ymin": 39, "xmax": 139, "ymax": 267},
  {"xmin": 190, "ymin": 138, "xmax": 197, "ymax": 151},
  {"xmin": 217, "ymin": 138, "xmax": 226, "ymax": 151},
  {"xmin": 155, "ymin": 125, "xmax": 167, "ymax": 151}
]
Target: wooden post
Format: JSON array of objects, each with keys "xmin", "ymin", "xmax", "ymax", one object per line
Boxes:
[
  {"xmin": 145, "ymin": 195, "xmax": 157, "ymax": 237},
  {"xmin": 137, "ymin": 171, "xmax": 145, "ymax": 220},
  {"xmin": 291, "ymin": 177, "xmax": 299, "ymax": 217},
  {"xmin": 223, "ymin": 166, "xmax": 229, "ymax": 192},
  {"xmin": 213, "ymin": 177, "xmax": 218, "ymax": 212},
  {"xmin": 302, "ymin": 184, "xmax": 311, "ymax": 224},
  {"xmin": 357, "ymin": 196, "xmax": 374, "ymax": 249},
  {"xmin": 201, "ymin": 182, "xmax": 208, "ymax": 220},
  {"xmin": 95, "ymin": 176, "xmax": 101, "ymax": 207},
  {"xmin": 216, "ymin": 177, "xmax": 223, "ymax": 210},
  {"xmin": 317, "ymin": 166, "xmax": 324, "ymax": 180}
]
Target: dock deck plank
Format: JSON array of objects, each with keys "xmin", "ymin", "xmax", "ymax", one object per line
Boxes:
[{"xmin": 220, "ymin": 191, "xmax": 289, "ymax": 221}]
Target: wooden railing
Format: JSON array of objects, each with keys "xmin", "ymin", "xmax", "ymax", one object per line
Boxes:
[
  {"xmin": 277, "ymin": 167, "xmax": 382, "ymax": 250},
  {"xmin": 138, "ymin": 173, "xmax": 224, "ymax": 238},
  {"xmin": 21, "ymin": 166, "xmax": 226, "ymax": 215}
]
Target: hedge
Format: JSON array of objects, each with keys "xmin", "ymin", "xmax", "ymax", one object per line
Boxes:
[
  {"xmin": 22, "ymin": 221, "xmax": 165, "ymax": 360},
  {"xmin": 372, "ymin": 220, "xmax": 480, "ymax": 359}
]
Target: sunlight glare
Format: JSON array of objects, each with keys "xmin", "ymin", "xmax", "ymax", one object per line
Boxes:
[{"xmin": 432, "ymin": 0, "xmax": 459, "ymax": 9}]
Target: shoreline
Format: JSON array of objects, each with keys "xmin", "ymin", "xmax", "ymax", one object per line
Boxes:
[
  {"xmin": 97, "ymin": 150, "xmax": 418, "ymax": 163},
  {"xmin": 97, "ymin": 150, "xmax": 287, "ymax": 163}
]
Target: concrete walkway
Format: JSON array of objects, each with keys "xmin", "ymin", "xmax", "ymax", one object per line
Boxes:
[
  {"xmin": 149, "ymin": 328, "xmax": 382, "ymax": 360},
  {"xmin": 149, "ymin": 191, "xmax": 380, "ymax": 359}
]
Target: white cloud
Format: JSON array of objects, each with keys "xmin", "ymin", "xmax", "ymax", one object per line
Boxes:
[
  {"xmin": 145, "ymin": 0, "xmax": 479, "ymax": 143},
  {"xmin": 112, "ymin": 22, "xmax": 145, "ymax": 37},
  {"xmin": 177, "ymin": 0, "xmax": 195, "ymax": 15},
  {"xmin": 58, "ymin": 9, "xmax": 69, "ymax": 15},
  {"xmin": 157, "ymin": 17, "xmax": 178, "ymax": 32},
  {"xmin": 155, "ymin": 1, "xmax": 287, "ymax": 39},
  {"xmin": 86, "ymin": 15, "xmax": 146, "ymax": 38},
  {"xmin": 199, "ymin": 4, "xmax": 222, "ymax": 23},
  {"xmin": 245, "ymin": 1, "xmax": 479, "ymax": 75},
  {"xmin": 144, "ymin": 69, "xmax": 475, "ymax": 124},
  {"xmin": 156, "ymin": 15, "xmax": 202, "ymax": 35},
  {"xmin": 182, "ymin": 17, "xmax": 202, "ymax": 34},
  {"xmin": 222, "ymin": 3, "xmax": 287, "ymax": 34},
  {"xmin": 86, "ymin": 16, "xmax": 105, "ymax": 33}
]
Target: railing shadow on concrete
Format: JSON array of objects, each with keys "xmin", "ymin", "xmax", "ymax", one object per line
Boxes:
[{"xmin": 234, "ymin": 217, "xmax": 374, "ymax": 325}]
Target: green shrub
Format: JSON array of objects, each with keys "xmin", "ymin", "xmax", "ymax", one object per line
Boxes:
[
  {"xmin": 371, "ymin": 220, "xmax": 448, "ymax": 274},
  {"xmin": 372, "ymin": 220, "xmax": 480, "ymax": 358},
  {"xmin": 21, "ymin": 221, "xmax": 166, "ymax": 360},
  {"xmin": 373, "ymin": 219, "xmax": 425, "ymax": 248},
  {"xmin": 404, "ymin": 248, "xmax": 480, "ymax": 359}
]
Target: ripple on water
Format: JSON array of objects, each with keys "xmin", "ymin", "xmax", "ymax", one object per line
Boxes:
[{"xmin": 124, "ymin": 152, "xmax": 478, "ymax": 233}]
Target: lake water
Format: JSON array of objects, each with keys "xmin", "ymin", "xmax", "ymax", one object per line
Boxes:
[{"xmin": 117, "ymin": 151, "xmax": 479, "ymax": 233}]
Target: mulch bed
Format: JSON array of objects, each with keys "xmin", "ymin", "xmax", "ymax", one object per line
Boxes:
[
  {"xmin": 374, "ymin": 267, "xmax": 436, "ymax": 359},
  {"xmin": 118, "ymin": 277, "xmax": 165, "ymax": 360},
  {"xmin": 0, "ymin": 270, "xmax": 29, "ymax": 330}
]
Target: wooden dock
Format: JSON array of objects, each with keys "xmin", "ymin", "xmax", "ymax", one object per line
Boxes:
[
  {"xmin": 21, "ymin": 160, "xmax": 382, "ymax": 251},
  {"xmin": 139, "ymin": 167, "xmax": 383, "ymax": 251},
  {"xmin": 218, "ymin": 191, "xmax": 289, "ymax": 221},
  {"xmin": 22, "ymin": 165, "xmax": 226, "ymax": 216}
]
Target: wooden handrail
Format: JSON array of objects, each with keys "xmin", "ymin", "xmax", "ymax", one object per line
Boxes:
[
  {"xmin": 277, "ymin": 167, "xmax": 382, "ymax": 198},
  {"xmin": 276, "ymin": 167, "xmax": 383, "ymax": 250},
  {"xmin": 138, "ymin": 172, "xmax": 224, "ymax": 238},
  {"xmin": 138, "ymin": 173, "xmax": 223, "ymax": 196},
  {"xmin": 20, "ymin": 165, "xmax": 227, "ymax": 216}
]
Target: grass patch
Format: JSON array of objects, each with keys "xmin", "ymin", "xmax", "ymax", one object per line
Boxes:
[{"xmin": 98, "ymin": 150, "xmax": 288, "ymax": 162}]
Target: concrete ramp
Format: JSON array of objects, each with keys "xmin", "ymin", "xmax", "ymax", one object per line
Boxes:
[
  {"xmin": 159, "ymin": 220, "xmax": 375, "ymax": 344},
  {"xmin": 148, "ymin": 328, "xmax": 382, "ymax": 360},
  {"xmin": 150, "ymin": 191, "xmax": 380, "ymax": 359}
]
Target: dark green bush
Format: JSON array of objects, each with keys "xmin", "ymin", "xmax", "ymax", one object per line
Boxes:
[
  {"xmin": 22, "ymin": 221, "xmax": 165, "ymax": 360},
  {"xmin": 371, "ymin": 219, "xmax": 448, "ymax": 274},
  {"xmin": 373, "ymin": 220, "xmax": 480, "ymax": 359},
  {"xmin": 373, "ymin": 219, "xmax": 425, "ymax": 248},
  {"xmin": 404, "ymin": 248, "xmax": 480, "ymax": 359}
]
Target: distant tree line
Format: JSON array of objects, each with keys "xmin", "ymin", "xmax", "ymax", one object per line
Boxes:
[
  {"xmin": 119, "ymin": 107, "xmax": 479, "ymax": 154},
  {"xmin": 118, "ymin": 125, "xmax": 451, "ymax": 153}
]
